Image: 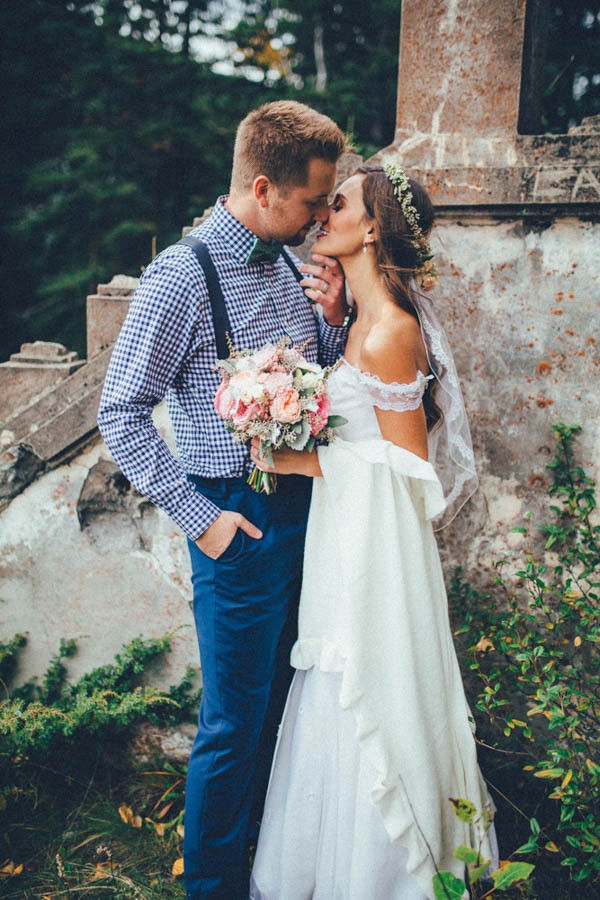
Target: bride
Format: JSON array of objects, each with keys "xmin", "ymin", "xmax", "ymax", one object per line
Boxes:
[{"xmin": 248, "ymin": 163, "xmax": 496, "ymax": 899}]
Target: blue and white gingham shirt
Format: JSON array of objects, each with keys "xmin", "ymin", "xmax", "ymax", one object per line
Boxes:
[{"xmin": 98, "ymin": 197, "xmax": 348, "ymax": 539}]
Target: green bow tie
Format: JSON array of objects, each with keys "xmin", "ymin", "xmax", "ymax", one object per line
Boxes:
[{"xmin": 245, "ymin": 237, "xmax": 283, "ymax": 265}]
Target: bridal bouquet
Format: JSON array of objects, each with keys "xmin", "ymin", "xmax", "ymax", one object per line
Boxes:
[{"xmin": 214, "ymin": 338, "xmax": 346, "ymax": 493}]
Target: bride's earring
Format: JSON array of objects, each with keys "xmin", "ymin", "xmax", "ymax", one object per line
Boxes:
[{"xmin": 362, "ymin": 240, "xmax": 368, "ymax": 254}]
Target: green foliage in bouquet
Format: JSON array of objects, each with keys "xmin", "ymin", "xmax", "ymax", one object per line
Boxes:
[{"xmin": 451, "ymin": 423, "xmax": 599, "ymax": 894}]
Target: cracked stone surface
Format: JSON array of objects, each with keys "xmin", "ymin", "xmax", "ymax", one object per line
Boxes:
[{"xmin": 0, "ymin": 404, "xmax": 196, "ymax": 689}]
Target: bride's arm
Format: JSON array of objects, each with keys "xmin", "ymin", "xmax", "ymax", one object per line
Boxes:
[
  {"xmin": 250, "ymin": 439, "xmax": 323, "ymax": 477},
  {"xmin": 359, "ymin": 319, "xmax": 429, "ymax": 461}
]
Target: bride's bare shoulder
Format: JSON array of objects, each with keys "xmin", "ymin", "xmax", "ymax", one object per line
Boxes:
[{"xmin": 360, "ymin": 311, "xmax": 423, "ymax": 384}]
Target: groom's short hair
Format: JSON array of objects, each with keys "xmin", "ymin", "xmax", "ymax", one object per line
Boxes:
[{"xmin": 230, "ymin": 100, "xmax": 346, "ymax": 193}]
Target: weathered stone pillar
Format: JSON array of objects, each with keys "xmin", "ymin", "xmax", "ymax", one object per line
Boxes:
[
  {"xmin": 86, "ymin": 274, "xmax": 139, "ymax": 360},
  {"xmin": 396, "ymin": 0, "xmax": 525, "ymax": 142},
  {"xmin": 382, "ymin": 0, "xmax": 600, "ymax": 207},
  {"xmin": 372, "ymin": 0, "xmax": 599, "ymax": 570}
]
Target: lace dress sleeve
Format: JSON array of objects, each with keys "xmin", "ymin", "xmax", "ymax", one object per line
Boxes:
[{"xmin": 345, "ymin": 364, "xmax": 433, "ymax": 412}]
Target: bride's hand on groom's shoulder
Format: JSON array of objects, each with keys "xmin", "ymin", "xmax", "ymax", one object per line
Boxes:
[{"xmin": 250, "ymin": 439, "xmax": 322, "ymax": 478}]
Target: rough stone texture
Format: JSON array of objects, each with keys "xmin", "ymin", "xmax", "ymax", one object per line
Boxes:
[
  {"xmin": 130, "ymin": 721, "xmax": 197, "ymax": 764},
  {"xmin": 77, "ymin": 458, "xmax": 150, "ymax": 531},
  {"xmin": 429, "ymin": 217, "xmax": 600, "ymax": 578},
  {"xmin": 86, "ymin": 275, "xmax": 139, "ymax": 360},
  {"xmin": 0, "ymin": 347, "xmax": 113, "ymax": 507},
  {"xmin": 385, "ymin": 0, "xmax": 600, "ymax": 208},
  {"xmin": 377, "ymin": 135, "xmax": 600, "ymax": 207},
  {"xmin": 12, "ymin": 341, "xmax": 79, "ymax": 363},
  {"xmin": 396, "ymin": 0, "xmax": 526, "ymax": 139},
  {"xmin": 0, "ymin": 342, "xmax": 86, "ymax": 423},
  {"xmin": 0, "ymin": 413, "xmax": 197, "ymax": 690}
]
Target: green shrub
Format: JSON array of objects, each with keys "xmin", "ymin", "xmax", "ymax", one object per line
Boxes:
[
  {"xmin": 0, "ymin": 633, "xmax": 199, "ymax": 758},
  {"xmin": 451, "ymin": 423, "xmax": 599, "ymax": 896},
  {"xmin": 0, "ymin": 634, "xmax": 197, "ymax": 896}
]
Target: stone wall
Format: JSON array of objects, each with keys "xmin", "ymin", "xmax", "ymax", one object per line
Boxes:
[
  {"xmin": 429, "ymin": 214, "xmax": 599, "ymax": 576},
  {"xmin": 379, "ymin": 0, "xmax": 600, "ymax": 577},
  {"xmin": 0, "ymin": 276, "xmax": 198, "ymax": 688},
  {"xmin": 0, "ymin": 404, "xmax": 196, "ymax": 687}
]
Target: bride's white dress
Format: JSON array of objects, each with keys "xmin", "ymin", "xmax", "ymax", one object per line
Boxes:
[{"xmin": 250, "ymin": 360, "xmax": 495, "ymax": 900}]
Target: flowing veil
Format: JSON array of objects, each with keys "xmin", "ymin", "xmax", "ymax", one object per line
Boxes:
[{"xmin": 411, "ymin": 284, "xmax": 479, "ymax": 529}]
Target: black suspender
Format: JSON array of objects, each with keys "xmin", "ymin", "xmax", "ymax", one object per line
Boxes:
[
  {"xmin": 178, "ymin": 237, "xmax": 232, "ymax": 361},
  {"xmin": 178, "ymin": 237, "xmax": 304, "ymax": 360},
  {"xmin": 280, "ymin": 248, "xmax": 303, "ymax": 283}
]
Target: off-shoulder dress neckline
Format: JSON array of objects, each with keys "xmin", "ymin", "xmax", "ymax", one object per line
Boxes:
[{"xmin": 340, "ymin": 357, "xmax": 433, "ymax": 389}]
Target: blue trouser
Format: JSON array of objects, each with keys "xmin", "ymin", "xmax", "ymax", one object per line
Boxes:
[{"xmin": 184, "ymin": 473, "xmax": 312, "ymax": 900}]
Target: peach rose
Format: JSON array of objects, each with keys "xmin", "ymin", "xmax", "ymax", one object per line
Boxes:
[
  {"xmin": 270, "ymin": 389, "xmax": 302, "ymax": 424},
  {"xmin": 309, "ymin": 392, "xmax": 331, "ymax": 435},
  {"xmin": 214, "ymin": 381, "xmax": 236, "ymax": 418}
]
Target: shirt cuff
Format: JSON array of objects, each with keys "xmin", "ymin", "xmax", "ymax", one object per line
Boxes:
[
  {"xmin": 319, "ymin": 317, "xmax": 349, "ymax": 364},
  {"xmin": 170, "ymin": 489, "xmax": 222, "ymax": 541}
]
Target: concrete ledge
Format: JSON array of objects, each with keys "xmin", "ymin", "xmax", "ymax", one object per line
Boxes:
[
  {"xmin": 0, "ymin": 342, "xmax": 86, "ymax": 423},
  {"xmin": 375, "ymin": 135, "xmax": 600, "ymax": 208},
  {"xmin": 0, "ymin": 347, "xmax": 113, "ymax": 507}
]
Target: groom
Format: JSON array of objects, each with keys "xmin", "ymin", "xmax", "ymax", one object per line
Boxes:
[{"xmin": 98, "ymin": 100, "xmax": 349, "ymax": 899}]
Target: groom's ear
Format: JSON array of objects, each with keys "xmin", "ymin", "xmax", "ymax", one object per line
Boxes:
[{"xmin": 253, "ymin": 175, "xmax": 272, "ymax": 208}]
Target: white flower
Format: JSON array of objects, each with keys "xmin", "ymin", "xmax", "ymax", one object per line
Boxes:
[
  {"xmin": 252, "ymin": 344, "xmax": 279, "ymax": 370},
  {"xmin": 235, "ymin": 356, "xmax": 254, "ymax": 372},
  {"xmin": 228, "ymin": 370, "xmax": 264, "ymax": 403},
  {"xmin": 297, "ymin": 361, "xmax": 323, "ymax": 375},
  {"xmin": 300, "ymin": 371, "xmax": 321, "ymax": 391}
]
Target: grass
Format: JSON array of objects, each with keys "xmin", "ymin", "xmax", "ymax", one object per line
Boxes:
[{"xmin": 0, "ymin": 739, "xmax": 187, "ymax": 898}]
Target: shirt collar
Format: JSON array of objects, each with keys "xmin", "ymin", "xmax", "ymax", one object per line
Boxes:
[{"xmin": 212, "ymin": 196, "xmax": 262, "ymax": 265}]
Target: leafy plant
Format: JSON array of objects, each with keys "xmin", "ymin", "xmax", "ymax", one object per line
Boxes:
[
  {"xmin": 0, "ymin": 633, "xmax": 199, "ymax": 757},
  {"xmin": 0, "ymin": 633, "xmax": 197, "ymax": 896},
  {"xmin": 433, "ymin": 799, "xmax": 534, "ymax": 899},
  {"xmin": 451, "ymin": 423, "xmax": 599, "ymax": 895}
]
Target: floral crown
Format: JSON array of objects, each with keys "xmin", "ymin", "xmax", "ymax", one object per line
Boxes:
[{"xmin": 383, "ymin": 161, "xmax": 437, "ymax": 289}]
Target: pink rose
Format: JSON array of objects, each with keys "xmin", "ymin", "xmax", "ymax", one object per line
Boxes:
[
  {"xmin": 309, "ymin": 392, "xmax": 331, "ymax": 435},
  {"xmin": 270, "ymin": 389, "xmax": 302, "ymax": 424},
  {"xmin": 232, "ymin": 399, "xmax": 263, "ymax": 428},
  {"xmin": 214, "ymin": 381, "xmax": 236, "ymax": 419}
]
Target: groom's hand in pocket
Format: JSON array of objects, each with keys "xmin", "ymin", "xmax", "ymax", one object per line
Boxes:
[{"xmin": 195, "ymin": 510, "xmax": 262, "ymax": 560}]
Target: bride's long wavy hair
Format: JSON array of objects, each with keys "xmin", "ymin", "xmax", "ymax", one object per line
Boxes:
[{"xmin": 357, "ymin": 164, "xmax": 443, "ymax": 432}]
